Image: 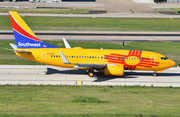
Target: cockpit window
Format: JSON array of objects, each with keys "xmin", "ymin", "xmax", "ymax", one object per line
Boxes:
[{"xmin": 161, "ymin": 57, "xmax": 168, "ymax": 60}]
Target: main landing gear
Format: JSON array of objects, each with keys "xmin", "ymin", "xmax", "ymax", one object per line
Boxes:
[{"xmin": 88, "ymin": 70, "xmax": 94, "ymax": 77}]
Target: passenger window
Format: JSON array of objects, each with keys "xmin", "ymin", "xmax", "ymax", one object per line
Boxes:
[
  {"xmin": 147, "ymin": 58, "xmax": 149, "ymax": 60},
  {"xmin": 145, "ymin": 58, "xmax": 146, "ymax": 60},
  {"xmin": 79, "ymin": 56, "xmax": 81, "ymax": 58},
  {"xmin": 51, "ymin": 55, "xmax": 53, "ymax": 57},
  {"xmin": 142, "ymin": 58, "xmax": 144, "ymax": 60},
  {"xmin": 92, "ymin": 56, "xmax": 94, "ymax": 58},
  {"xmin": 82, "ymin": 56, "xmax": 83, "ymax": 58},
  {"xmin": 77, "ymin": 56, "xmax": 78, "ymax": 58},
  {"xmin": 56, "ymin": 55, "xmax": 58, "ymax": 57},
  {"xmin": 54, "ymin": 55, "xmax": 55, "ymax": 57},
  {"xmin": 84, "ymin": 56, "xmax": 86, "ymax": 58},
  {"xmin": 121, "ymin": 57, "xmax": 123, "ymax": 59},
  {"xmin": 87, "ymin": 56, "xmax": 89, "ymax": 58},
  {"xmin": 72, "ymin": 56, "xmax": 73, "ymax": 58},
  {"xmin": 134, "ymin": 58, "xmax": 136, "ymax": 60},
  {"xmin": 74, "ymin": 56, "xmax": 76, "ymax": 58},
  {"xmin": 69, "ymin": 56, "xmax": 71, "ymax": 58},
  {"xmin": 59, "ymin": 55, "xmax": 61, "ymax": 57}
]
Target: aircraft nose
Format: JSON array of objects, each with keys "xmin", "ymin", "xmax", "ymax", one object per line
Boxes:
[{"xmin": 169, "ymin": 60, "xmax": 176, "ymax": 67}]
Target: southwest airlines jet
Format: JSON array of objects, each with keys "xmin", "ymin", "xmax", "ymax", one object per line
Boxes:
[{"xmin": 8, "ymin": 11, "xmax": 176, "ymax": 77}]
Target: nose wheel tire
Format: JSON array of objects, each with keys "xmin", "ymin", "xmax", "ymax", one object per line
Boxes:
[{"xmin": 88, "ymin": 72, "xmax": 94, "ymax": 77}]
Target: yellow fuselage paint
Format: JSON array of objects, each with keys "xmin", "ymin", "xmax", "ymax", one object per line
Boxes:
[{"xmin": 14, "ymin": 48, "xmax": 175, "ymax": 71}]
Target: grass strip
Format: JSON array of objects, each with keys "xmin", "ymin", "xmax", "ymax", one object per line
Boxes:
[
  {"xmin": 0, "ymin": 85, "xmax": 180, "ymax": 116},
  {"xmin": 0, "ymin": 40, "xmax": 180, "ymax": 65},
  {"xmin": 1, "ymin": 16, "xmax": 180, "ymax": 31}
]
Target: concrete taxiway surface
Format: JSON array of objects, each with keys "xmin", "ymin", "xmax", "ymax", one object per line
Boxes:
[
  {"xmin": 1, "ymin": 30, "xmax": 180, "ymax": 42},
  {"xmin": 0, "ymin": 0, "xmax": 155, "ymax": 13},
  {"xmin": 0, "ymin": 65, "xmax": 180, "ymax": 87},
  {"xmin": 1, "ymin": 12, "xmax": 180, "ymax": 18}
]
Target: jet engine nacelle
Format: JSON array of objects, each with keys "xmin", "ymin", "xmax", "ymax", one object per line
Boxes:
[{"xmin": 104, "ymin": 65, "xmax": 124, "ymax": 76}]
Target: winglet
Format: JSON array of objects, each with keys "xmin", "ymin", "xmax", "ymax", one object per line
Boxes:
[
  {"xmin": 62, "ymin": 38, "xmax": 71, "ymax": 48},
  {"xmin": 59, "ymin": 51, "xmax": 71, "ymax": 64}
]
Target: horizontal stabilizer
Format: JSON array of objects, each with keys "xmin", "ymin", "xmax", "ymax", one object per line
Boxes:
[
  {"xmin": 9, "ymin": 43, "xmax": 17, "ymax": 49},
  {"xmin": 5, "ymin": 48, "xmax": 31, "ymax": 53}
]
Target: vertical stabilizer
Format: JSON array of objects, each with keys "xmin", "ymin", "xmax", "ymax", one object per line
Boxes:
[{"xmin": 9, "ymin": 11, "xmax": 58, "ymax": 48}]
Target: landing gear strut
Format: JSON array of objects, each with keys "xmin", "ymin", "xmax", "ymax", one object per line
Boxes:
[{"xmin": 153, "ymin": 72, "xmax": 156, "ymax": 77}]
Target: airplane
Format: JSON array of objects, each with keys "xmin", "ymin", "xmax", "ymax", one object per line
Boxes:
[{"xmin": 8, "ymin": 11, "xmax": 176, "ymax": 77}]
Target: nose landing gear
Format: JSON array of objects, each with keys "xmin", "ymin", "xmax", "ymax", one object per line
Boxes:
[{"xmin": 153, "ymin": 72, "xmax": 156, "ymax": 77}]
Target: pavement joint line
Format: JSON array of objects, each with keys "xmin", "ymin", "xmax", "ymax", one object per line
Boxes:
[
  {"xmin": 35, "ymin": 68, "xmax": 40, "ymax": 81},
  {"xmin": 5, "ymin": 65, "xmax": 13, "ymax": 80}
]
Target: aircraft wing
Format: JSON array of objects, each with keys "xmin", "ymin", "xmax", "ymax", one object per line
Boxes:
[
  {"xmin": 74, "ymin": 63, "xmax": 106, "ymax": 69},
  {"xmin": 59, "ymin": 51, "xmax": 117, "ymax": 69}
]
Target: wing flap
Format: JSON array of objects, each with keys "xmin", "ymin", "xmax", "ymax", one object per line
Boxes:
[{"xmin": 74, "ymin": 64, "xmax": 106, "ymax": 68}]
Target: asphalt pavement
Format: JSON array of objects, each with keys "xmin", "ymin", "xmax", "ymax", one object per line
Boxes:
[
  {"xmin": 1, "ymin": 12, "xmax": 180, "ymax": 18},
  {"xmin": 0, "ymin": 0, "xmax": 156, "ymax": 13},
  {"xmin": 1, "ymin": 30, "xmax": 180, "ymax": 42}
]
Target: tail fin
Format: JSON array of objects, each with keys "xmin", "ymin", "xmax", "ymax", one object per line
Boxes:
[{"xmin": 9, "ymin": 11, "xmax": 58, "ymax": 48}]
